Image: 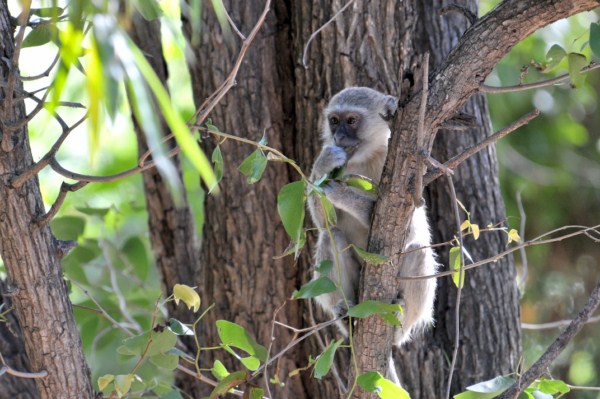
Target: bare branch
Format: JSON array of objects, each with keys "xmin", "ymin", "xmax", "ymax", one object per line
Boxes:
[
  {"xmin": 217, "ymin": 0, "xmax": 246, "ymax": 40},
  {"xmin": 301, "ymin": 0, "xmax": 357, "ymax": 68},
  {"xmin": 19, "ymin": 52, "xmax": 60, "ymax": 81},
  {"xmin": 424, "ymin": 109, "xmax": 540, "ymax": 185},
  {"xmin": 481, "ymin": 62, "xmax": 600, "ymax": 94},
  {"xmin": 35, "ymin": 181, "xmax": 88, "ymax": 227},
  {"xmin": 522, "ymin": 314, "xmax": 600, "ymax": 330},
  {"xmin": 497, "ymin": 278, "xmax": 600, "ymax": 399}
]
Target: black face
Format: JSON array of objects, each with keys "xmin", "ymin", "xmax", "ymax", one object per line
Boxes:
[{"xmin": 328, "ymin": 111, "xmax": 362, "ymax": 149}]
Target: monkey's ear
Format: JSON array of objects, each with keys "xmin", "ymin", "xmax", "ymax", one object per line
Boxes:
[{"xmin": 380, "ymin": 95, "xmax": 399, "ymax": 122}]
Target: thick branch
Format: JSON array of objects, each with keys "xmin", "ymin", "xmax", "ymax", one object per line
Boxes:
[{"xmin": 497, "ymin": 278, "xmax": 600, "ymax": 399}]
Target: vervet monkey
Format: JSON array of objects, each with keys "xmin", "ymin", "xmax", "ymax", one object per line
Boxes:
[{"xmin": 308, "ymin": 87, "xmax": 437, "ymax": 348}]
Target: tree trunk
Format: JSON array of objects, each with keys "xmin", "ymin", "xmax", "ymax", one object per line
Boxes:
[
  {"xmin": 182, "ymin": 1, "xmax": 520, "ymax": 398},
  {"xmin": 0, "ymin": 2, "xmax": 95, "ymax": 398}
]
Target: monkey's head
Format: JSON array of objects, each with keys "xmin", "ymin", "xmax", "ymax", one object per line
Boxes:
[{"xmin": 322, "ymin": 87, "xmax": 398, "ymax": 162}]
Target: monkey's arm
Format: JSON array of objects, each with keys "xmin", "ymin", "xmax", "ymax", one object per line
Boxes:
[
  {"xmin": 310, "ymin": 145, "xmax": 347, "ymax": 181},
  {"xmin": 324, "ymin": 182, "xmax": 377, "ymax": 228}
]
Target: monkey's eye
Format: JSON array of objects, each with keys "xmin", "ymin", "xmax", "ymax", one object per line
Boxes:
[
  {"xmin": 329, "ymin": 116, "xmax": 339, "ymax": 125},
  {"xmin": 347, "ymin": 117, "xmax": 357, "ymax": 125}
]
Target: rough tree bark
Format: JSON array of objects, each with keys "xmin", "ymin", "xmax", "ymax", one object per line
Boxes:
[{"xmin": 0, "ymin": 1, "xmax": 95, "ymax": 398}]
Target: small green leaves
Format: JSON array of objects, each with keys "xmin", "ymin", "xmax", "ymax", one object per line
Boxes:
[
  {"xmin": 590, "ymin": 22, "xmax": 600, "ymax": 59},
  {"xmin": 537, "ymin": 378, "xmax": 570, "ymax": 395},
  {"xmin": 216, "ymin": 320, "xmax": 267, "ymax": 369},
  {"xmin": 114, "ymin": 374, "xmax": 134, "ymax": 398},
  {"xmin": 357, "ymin": 371, "xmax": 410, "ymax": 399},
  {"xmin": 149, "ymin": 353, "xmax": 179, "ymax": 370},
  {"xmin": 211, "ymin": 360, "xmax": 230, "ymax": 381},
  {"xmin": 449, "ymin": 246, "xmax": 464, "ymax": 289},
  {"xmin": 239, "ymin": 149, "xmax": 268, "ymax": 184},
  {"xmin": 315, "ymin": 260, "xmax": 333, "ymax": 274},
  {"xmin": 348, "ymin": 300, "xmax": 403, "ymax": 327},
  {"xmin": 173, "ymin": 284, "xmax": 201, "ymax": 312},
  {"xmin": 544, "ymin": 44, "xmax": 566, "ymax": 72},
  {"xmin": 351, "ymin": 244, "xmax": 388, "ymax": 265},
  {"xmin": 454, "ymin": 375, "xmax": 514, "ymax": 399},
  {"xmin": 314, "ymin": 339, "xmax": 343, "ymax": 379},
  {"xmin": 292, "ymin": 276, "xmax": 337, "ymax": 299},
  {"xmin": 22, "ymin": 22, "xmax": 56, "ymax": 48},
  {"xmin": 277, "ymin": 181, "xmax": 307, "ymax": 245},
  {"xmin": 30, "ymin": 7, "xmax": 64, "ymax": 18},
  {"xmin": 117, "ymin": 330, "xmax": 177, "ymax": 357},
  {"xmin": 567, "ymin": 52, "xmax": 588, "ymax": 88},
  {"xmin": 168, "ymin": 318, "xmax": 194, "ymax": 336}
]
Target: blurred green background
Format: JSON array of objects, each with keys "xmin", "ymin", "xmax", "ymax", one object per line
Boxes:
[{"xmin": 1, "ymin": 0, "xmax": 598, "ymax": 397}]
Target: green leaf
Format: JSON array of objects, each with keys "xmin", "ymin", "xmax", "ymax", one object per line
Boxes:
[
  {"xmin": 149, "ymin": 353, "xmax": 179, "ymax": 370},
  {"xmin": 208, "ymin": 371, "xmax": 248, "ymax": 399},
  {"xmin": 315, "ymin": 260, "xmax": 333, "ymax": 274},
  {"xmin": 351, "ymin": 244, "xmax": 388, "ymax": 265},
  {"xmin": 76, "ymin": 206, "xmax": 111, "ymax": 217},
  {"xmin": 318, "ymin": 193, "xmax": 337, "ymax": 226},
  {"xmin": 239, "ymin": 149, "xmax": 268, "ymax": 184},
  {"xmin": 30, "ymin": 7, "xmax": 64, "ymax": 17},
  {"xmin": 98, "ymin": 374, "xmax": 114, "ymax": 391},
  {"xmin": 454, "ymin": 376, "xmax": 515, "ymax": 399},
  {"xmin": 168, "ymin": 318, "xmax": 194, "ymax": 336},
  {"xmin": 348, "ymin": 300, "xmax": 403, "ymax": 326},
  {"xmin": 22, "ymin": 22, "xmax": 56, "ymax": 48},
  {"xmin": 342, "ymin": 175, "xmax": 379, "ymax": 195},
  {"xmin": 567, "ymin": 52, "xmax": 588, "ymax": 88},
  {"xmin": 173, "ymin": 284, "xmax": 201, "ymax": 312},
  {"xmin": 314, "ymin": 339, "xmax": 343, "ymax": 379},
  {"xmin": 449, "ymin": 246, "xmax": 464, "ymax": 289},
  {"xmin": 211, "ymin": 360, "xmax": 230, "ymax": 381},
  {"xmin": 210, "ymin": 145, "xmax": 224, "ymax": 193},
  {"xmin": 147, "ymin": 330, "xmax": 177, "ymax": 356},
  {"xmin": 50, "ymin": 216, "xmax": 86, "ymax": 240},
  {"xmin": 292, "ymin": 276, "xmax": 337, "ymax": 299},
  {"xmin": 590, "ymin": 22, "xmax": 600, "ymax": 59},
  {"xmin": 247, "ymin": 387, "xmax": 264, "ymax": 399},
  {"xmin": 216, "ymin": 320, "xmax": 267, "ymax": 362},
  {"xmin": 114, "ymin": 374, "xmax": 134, "ymax": 398},
  {"xmin": 357, "ymin": 371, "xmax": 411, "ymax": 399},
  {"xmin": 117, "ymin": 330, "xmax": 177, "ymax": 357},
  {"xmin": 538, "ymin": 379, "xmax": 570, "ymax": 394},
  {"xmin": 277, "ymin": 181, "xmax": 307, "ymax": 243},
  {"xmin": 132, "ymin": 0, "xmax": 163, "ymax": 20},
  {"xmin": 122, "ymin": 236, "xmax": 149, "ymax": 280},
  {"xmin": 544, "ymin": 44, "xmax": 566, "ymax": 72}
]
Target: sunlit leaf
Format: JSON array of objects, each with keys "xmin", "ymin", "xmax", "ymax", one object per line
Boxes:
[
  {"xmin": 460, "ymin": 220, "xmax": 470, "ymax": 231},
  {"xmin": 314, "ymin": 339, "xmax": 343, "ymax": 379},
  {"xmin": 449, "ymin": 246, "xmax": 464, "ymax": 289},
  {"xmin": 211, "ymin": 360, "xmax": 229, "ymax": 381},
  {"xmin": 351, "ymin": 244, "xmax": 388, "ymax": 265},
  {"xmin": 114, "ymin": 374, "xmax": 134, "ymax": 398},
  {"xmin": 292, "ymin": 276, "xmax": 337, "ymax": 299},
  {"xmin": 507, "ymin": 229, "xmax": 521, "ymax": 244},
  {"xmin": 342, "ymin": 175, "xmax": 378, "ymax": 195},
  {"xmin": 277, "ymin": 181, "xmax": 307, "ymax": 243},
  {"xmin": 98, "ymin": 374, "xmax": 114, "ymax": 391},
  {"xmin": 567, "ymin": 52, "xmax": 587, "ymax": 88},
  {"xmin": 247, "ymin": 387, "xmax": 264, "ymax": 399},
  {"xmin": 216, "ymin": 320, "xmax": 267, "ymax": 362},
  {"xmin": 471, "ymin": 224, "xmax": 480, "ymax": 240},
  {"xmin": 538, "ymin": 378, "xmax": 570, "ymax": 394},
  {"xmin": 357, "ymin": 371, "xmax": 411, "ymax": 399},
  {"xmin": 173, "ymin": 284, "xmax": 201, "ymax": 312}
]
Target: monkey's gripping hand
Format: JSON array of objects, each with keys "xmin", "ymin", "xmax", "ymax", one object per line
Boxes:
[
  {"xmin": 310, "ymin": 145, "xmax": 347, "ymax": 181},
  {"xmin": 323, "ymin": 181, "xmax": 377, "ymax": 228}
]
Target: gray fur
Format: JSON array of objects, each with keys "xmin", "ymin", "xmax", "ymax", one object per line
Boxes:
[{"xmin": 308, "ymin": 87, "xmax": 438, "ymax": 350}]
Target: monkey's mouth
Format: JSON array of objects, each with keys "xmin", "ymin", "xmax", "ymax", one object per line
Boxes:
[{"xmin": 336, "ymin": 140, "xmax": 361, "ymax": 158}]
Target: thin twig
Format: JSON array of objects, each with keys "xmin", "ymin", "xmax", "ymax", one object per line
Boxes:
[
  {"xmin": 445, "ymin": 174, "xmax": 465, "ymax": 399},
  {"xmin": 424, "ymin": 109, "xmax": 540, "ymax": 185},
  {"xmin": 218, "ymin": 0, "xmax": 246, "ymax": 40},
  {"xmin": 414, "ymin": 53, "xmax": 429, "ymax": 205},
  {"xmin": 397, "ymin": 224, "xmax": 600, "ymax": 282},
  {"xmin": 522, "ymin": 314, "xmax": 600, "ymax": 330},
  {"xmin": 262, "ymin": 301, "xmax": 287, "ymax": 398},
  {"xmin": 0, "ymin": 364, "xmax": 48, "ymax": 379},
  {"xmin": 496, "ymin": 278, "xmax": 600, "ymax": 399},
  {"xmin": 516, "ymin": 191, "xmax": 528, "ymax": 288},
  {"xmin": 19, "ymin": 52, "xmax": 60, "ymax": 81},
  {"xmin": 35, "ymin": 181, "xmax": 88, "ymax": 226},
  {"xmin": 301, "ymin": 0, "xmax": 357, "ymax": 68},
  {"xmin": 480, "ymin": 62, "xmax": 600, "ymax": 93}
]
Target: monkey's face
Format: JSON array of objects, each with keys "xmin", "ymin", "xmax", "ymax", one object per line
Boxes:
[{"xmin": 327, "ymin": 111, "xmax": 362, "ymax": 151}]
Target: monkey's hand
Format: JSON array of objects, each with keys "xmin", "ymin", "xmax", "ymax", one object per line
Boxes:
[{"xmin": 311, "ymin": 145, "xmax": 347, "ymax": 181}]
